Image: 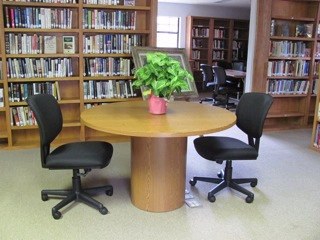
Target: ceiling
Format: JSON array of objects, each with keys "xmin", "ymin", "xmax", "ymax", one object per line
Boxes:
[{"xmin": 158, "ymin": 0, "xmax": 251, "ymax": 8}]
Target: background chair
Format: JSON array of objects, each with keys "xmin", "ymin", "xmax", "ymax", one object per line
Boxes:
[
  {"xmin": 212, "ymin": 66, "xmax": 241, "ymax": 109},
  {"xmin": 189, "ymin": 92, "xmax": 273, "ymax": 203},
  {"xmin": 199, "ymin": 63, "xmax": 217, "ymax": 104},
  {"xmin": 27, "ymin": 94, "xmax": 114, "ymax": 219}
]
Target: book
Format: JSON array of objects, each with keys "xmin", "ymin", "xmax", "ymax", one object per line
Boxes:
[
  {"xmin": 0, "ymin": 88, "xmax": 4, "ymax": 107},
  {"xmin": 44, "ymin": 36, "xmax": 57, "ymax": 54},
  {"xmin": 63, "ymin": 36, "xmax": 75, "ymax": 54},
  {"xmin": 124, "ymin": 0, "xmax": 135, "ymax": 6}
]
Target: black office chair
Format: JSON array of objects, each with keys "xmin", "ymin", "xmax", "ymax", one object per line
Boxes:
[
  {"xmin": 199, "ymin": 64, "xmax": 217, "ymax": 104},
  {"xmin": 190, "ymin": 92, "xmax": 273, "ymax": 203},
  {"xmin": 212, "ymin": 66, "xmax": 240, "ymax": 109},
  {"xmin": 26, "ymin": 94, "xmax": 113, "ymax": 219}
]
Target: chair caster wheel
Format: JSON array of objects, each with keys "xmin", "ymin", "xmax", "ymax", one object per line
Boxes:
[
  {"xmin": 52, "ymin": 210, "xmax": 62, "ymax": 220},
  {"xmin": 189, "ymin": 179, "xmax": 197, "ymax": 186},
  {"xmin": 208, "ymin": 193, "xmax": 216, "ymax": 203},
  {"xmin": 217, "ymin": 170, "xmax": 224, "ymax": 179},
  {"xmin": 250, "ymin": 180, "xmax": 257, "ymax": 187},
  {"xmin": 99, "ymin": 207, "xmax": 108, "ymax": 215},
  {"xmin": 106, "ymin": 188, "xmax": 113, "ymax": 196},
  {"xmin": 245, "ymin": 195, "xmax": 254, "ymax": 203},
  {"xmin": 41, "ymin": 193, "xmax": 49, "ymax": 201}
]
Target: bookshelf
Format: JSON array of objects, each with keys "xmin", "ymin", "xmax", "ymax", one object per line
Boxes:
[
  {"xmin": 0, "ymin": 0, "xmax": 157, "ymax": 149},
  {"xmin": 253, "ymin": 0, "xmax": 319, "ymax": 131},
  {"xmin": 185, "ymin": 16, "xmax": 249, "ymax": 91}
]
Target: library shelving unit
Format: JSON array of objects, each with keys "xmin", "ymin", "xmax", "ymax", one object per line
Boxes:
[
  {"xmin": 253, "ymin": 0, "xmax": 319, "ymax": 131},
  {"xmin": 0, "ymin": 0, "xmax": 157, "ymax": 149},
  {"xmin": 185, "ymin": 16, "xmax": 249, "ymax": 91}
]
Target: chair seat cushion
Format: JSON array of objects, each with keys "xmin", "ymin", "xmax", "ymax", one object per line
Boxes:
[
  {"xmin": 194, "ymin": 136, "xmax": 258, "ymax": 161},
  {"xmin": 45, "ymin": 141, "xmax": 113, "ymax": 169}
]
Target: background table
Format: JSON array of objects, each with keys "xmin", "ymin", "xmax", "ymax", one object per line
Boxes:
[{"xmin": 81, "ymin": 101, "xmax": 236, "ymax": 212}]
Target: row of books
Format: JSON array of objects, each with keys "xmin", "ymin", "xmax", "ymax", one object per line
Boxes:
[
  {"xmin": 191, "ymin": 50, "xmax": 201, "ymax": 60},
  {"xmin": 213, "ymin": 40, "xmax": 227, "ymax": 49},
  {"xmin": 5, "ymin": 34, "xmax": 74, "ymax": 54},
  {"xmin": 313, "ymin": 122, "xmax": 320, "ymax": 148},
  {"xmin": 10, "ymin": 106, "xmax": 37, "ymax": 126},
  {"xmin": 269, "ymin": 41, "xmax": 310, "ymax": 58},
  {"xmin": 82, "ymin": 9, "xmax": 136, "ymax": 30},
  {"xmin": 7, "ymin": 0, "xmax": 76, "ymax": 3},
  {"xmin": 7, "ymin": 58, "xmax": 74, "ymax": 78},
  {"xmin": 266, "ymin": 79, "xmax": 309, "ymax": 95},
  {"xmin": 84, "ymin": 57, "xmax": 132, "ymax": 76},
  {"xmin": 6, "ymin": 0, "xmax": 134, "ymax": 4},
  {"xmin": 213, "ymin": 29, "xmax": 227, "ymax": 38},
  {"xmin": 84, "ymin": 0, "xmax": 135, "ymax": 5},
  {"xmin": 313, "ymin": 61, "xmax": 320, "ymax": 76},
  {"xmin": 83, "ymin": 80, "xmax": 137, "ymax": 99},
  {"xmin": 0, "ymin": 89, "xmax": 4, "ymax": 107},
  {"xmin": 270, "ymin": 20, "xmax": 313, "ymax": 38},
  {"xmin": 8, "ymin": 82, "xmax": 60, "ymax": 102},
  {"xmin": 192, "ymin": 39, "xmax": 207, "ymax": 48},
  {"xmin": 212, "ymin": 50, "xmax": 226, "ymax": 60},
  {"xmin": 0, "ymin": 61, "xmax": 2, "ymax": 80},
  {"xmin": 5, "ymin": 7, "xmax": 74, "ymax": 29},
  {"xmin": 83, "ymin": 34, "xmax": 143, "ymax": 54},
  {"xmin": 315, "ymin": 42, "xmax": 320, "ymax": 57},
  {"xmin": 267, "ymin": 60, "xmax": 310, "ymax": 77},
  {"xmin": 191, "ymin": 28, "xmax": 209, "ymax": 38}
]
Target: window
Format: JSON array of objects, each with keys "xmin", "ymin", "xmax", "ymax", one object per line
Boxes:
[{"xmin": 157, "ymin": 16, "xmax": 180, "ymax": 48}]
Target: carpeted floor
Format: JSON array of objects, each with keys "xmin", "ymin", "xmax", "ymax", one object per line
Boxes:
[{"xmin": 0, "ymin": 126, "xmax": 319, "ymax": 240}]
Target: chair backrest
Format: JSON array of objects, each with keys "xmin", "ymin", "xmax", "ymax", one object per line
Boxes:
[
  {"xmin": 217, "ymin": 61, "xmax": 232, "ymax": 69},
  {"xmin": 26, "ymin": 94, "xmax": 63, "ymax": 167},
  {"xmin": 236, "ymin": 92, "xmax": 273, "ymax": 150},
  {"xmin": 232, "ymin": 62, "xmax": 245, "ymax": 71},
  {"xmin": 200, "ymin": 64, "xmax": 215, "ymax": 84},
  {"xmin": 212, "ymin": 66, "xmax": 227, "ymax": 85}
]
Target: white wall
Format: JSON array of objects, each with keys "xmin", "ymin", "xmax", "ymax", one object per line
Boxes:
[{"xmin": 158, "ymin": 3, "xmax": 251, "ymax": 48}]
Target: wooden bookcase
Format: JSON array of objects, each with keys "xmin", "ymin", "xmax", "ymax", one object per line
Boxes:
[
  {"xmin": 185, "ymin": 16, "xmax": 249, "ymax": 91},
  {"xmin": 0, "ymin": 0, "xmax": 157, "ymax": 149},
  {"xmin": 253, "ymin": 0, "xmax": 320, "ymax": 131}
]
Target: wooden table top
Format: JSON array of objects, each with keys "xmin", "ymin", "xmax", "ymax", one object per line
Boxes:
[{"xmin": 81, "ymin": 101, "xmax": 236, "ymax": 138}]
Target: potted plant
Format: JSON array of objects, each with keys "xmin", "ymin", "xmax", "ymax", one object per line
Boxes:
[{"xmin": 132, "ymin": 51, "xmax": 194, "ymax": 114}]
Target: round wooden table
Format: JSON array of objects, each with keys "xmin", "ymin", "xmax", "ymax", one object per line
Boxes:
[{"xmin": 81, "ymin": 101, "xmax": 236, "ymax": 212}]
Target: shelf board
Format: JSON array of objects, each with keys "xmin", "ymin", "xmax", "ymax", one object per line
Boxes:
[
  {"xmin": 83, "ymin": 53, "xmax": 132, "ymax": 57},
  {"xmin": 271, "ymin": 16, "xmax": 316, "ymax": 22},
  {"xmin": 83, "ymin": 76, "xmax": 133, "ymax": 80},
  {"xmin": 267, "ymin": 112, "xmax": 304, "ymax": 118},
  {"xmin": 8, "ymin": 77, "xmax": 79, "ymax": 82},
  {"xmin": 5, "ymin": 28, "xmax": 80, "ymax": 33},
  {"xmin": 270, "ymin": 94, "xmax": 308, "ymax": 98},
  {"xmin": 270, "ymin": 36, "xmax": 315, "ymax": 41},
  {"xmin": 84, "ymin": 97, "xmax": 140, "ymax": 103},
  {"xmin": 9, "ymin": 99, "xmax": 81, "ymax": 106},
  {"xmin": 269, "ymin": 56, "xmax": 311, "ymax": 60},
  {"xmin": 82, "ymin": 29, "xmax": 150, "ymax": 34},
  {"xmin": 267, "ymin": 76, "xmax": 309, "ymax": 80},
  {"xmin": 2, "ymin": 1, "xmax": 79, "ymax": 7},
  {"xmin": 83, "ymin": 4, "xmax": 151, "ymax": 11},
  {"xmin": 6, "ymin": 53, "xmax": 79, "ymax": 58}
]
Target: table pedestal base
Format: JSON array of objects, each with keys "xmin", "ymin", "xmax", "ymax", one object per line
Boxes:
[{"xmin": 131, "ymin": 137, "xmax": 187, "ymax": 212}]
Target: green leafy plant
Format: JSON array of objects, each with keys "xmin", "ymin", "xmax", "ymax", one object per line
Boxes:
[{"xmin": 132, "ymin": 52, "xmax": 194, "ymax": 100}]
